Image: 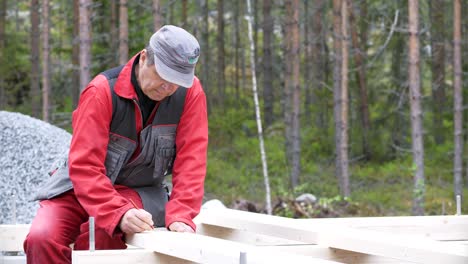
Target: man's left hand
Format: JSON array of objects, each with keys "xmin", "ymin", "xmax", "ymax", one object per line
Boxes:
[{"xmin": 168, "ymin": 221, "xmax": 194, "ymax": 233}]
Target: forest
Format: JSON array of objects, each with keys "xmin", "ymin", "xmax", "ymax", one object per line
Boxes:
[{"xmin": 1, "ymin": 0, "xmax": 467, "ymax": 218}]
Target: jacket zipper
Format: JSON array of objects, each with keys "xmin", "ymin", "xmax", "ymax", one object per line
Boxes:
[{"xmin": 132, "ymin": 98, "xmax": 144, "ymax": 130}]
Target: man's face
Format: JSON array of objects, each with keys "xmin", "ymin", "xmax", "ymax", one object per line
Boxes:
[{"xmin": 138, "ymin": 50, "xmax": 179, "ymax": 101}]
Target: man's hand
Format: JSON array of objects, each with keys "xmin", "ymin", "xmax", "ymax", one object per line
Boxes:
[
  {"xmin": 119, "ymin": 208, "xmax": 154, "ymax": 234},
  {"xmin": 168, "ymin": 221, "xmax": 194, "ymax": 233}
]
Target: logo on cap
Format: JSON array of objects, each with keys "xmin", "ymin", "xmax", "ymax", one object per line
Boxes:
[{"xmin": 187, "ymin": 47, "xmax": 200, "ymax": 65}]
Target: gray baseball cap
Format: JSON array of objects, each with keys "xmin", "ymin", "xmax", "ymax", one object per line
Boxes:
[{"xmin": 150, "ymin": 25, "xmax": 200, "ymax": 88}]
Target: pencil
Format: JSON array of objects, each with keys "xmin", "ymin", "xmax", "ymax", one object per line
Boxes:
[
  {"xmin": 129, "ymin": 198, "xmax": 154, "ymax": 229},
  {"xmin": 129, "ymin": 198, "xmax": 140, "ymax": 209}
]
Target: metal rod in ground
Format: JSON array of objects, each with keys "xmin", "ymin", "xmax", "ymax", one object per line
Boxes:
[
  {"xmin": 456, "ymin": 195, "xmax": 461, "ymax": 216},
  {"xmin": 89, "ymin": 217, "xmax": 95, "ymax": 251},
  {"xmin": 11, "ymin": 192, "xmax": 16, "ymax": 225},
  {"xmin": 239, "ymin": 251, "xmax": 247, "ymax": 264}
]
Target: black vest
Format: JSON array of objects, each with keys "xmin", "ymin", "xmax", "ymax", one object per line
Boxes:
[{"xmin": 34, "ymin": 66, "xmax": 187, "ymax": 226}]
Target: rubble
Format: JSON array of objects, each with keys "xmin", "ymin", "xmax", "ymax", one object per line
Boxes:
[{"xmin": 0, "ymin": 111, "xmax": 71, "ymax": 224}]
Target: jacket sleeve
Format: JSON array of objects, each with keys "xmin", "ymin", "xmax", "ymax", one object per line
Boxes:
[
  {"xmin": 68, "ymin": 79, "xmax": 134, "ymax": 237},
  {"xmin": 165, "ymin": 78, "xmax": 208, "ymax": 231}
]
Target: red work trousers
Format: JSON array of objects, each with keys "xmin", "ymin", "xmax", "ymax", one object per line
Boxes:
[{"xmin": 23, "ymin": 185, "xmax": 143, "ymax": 264}]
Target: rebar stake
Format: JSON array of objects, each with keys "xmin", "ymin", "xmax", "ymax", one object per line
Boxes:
[
  {"xmin": 240, "ymin": 251, "xmax": 247, "ymax": 264},
  {"xmin": 11, "ymin": 192, "xmax": 16, "ymax": 225},
  {"xmin": 89, "ymin": 217, "xmax": 95, "ymax": 251},
  {"xmin": 456, "ymin": 195, "xmax": 461, "ymax": 216}
]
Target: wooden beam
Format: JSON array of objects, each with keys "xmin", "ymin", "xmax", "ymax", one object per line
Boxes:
[
  {"xmin": 126, "ymin": 230, "xmax": 342, "ymax": 264},
  {"xmin": 296, "ymin": 215, "xmax": 468, "ymax": 241},
  {"xmin": 196, "ymin": 209, "xmax": 468, "ymax": 264},
  {"xmin": 197, "ymin": 223, "xmax": 304, "ymax": 246},
  {"xmin": 0, "ymin": 225, "xmax": 30, "ymax": 252},
  {"xmin": 270, "ymin": 245, "xmax": 417, "ymax": 264},
  {"xmin": 72, "ymin": 249, "xmax": 193, "ymax": 264},
  {"xmin": 197, "ymin": 224, "xmax": 417, "ymax": 263}
]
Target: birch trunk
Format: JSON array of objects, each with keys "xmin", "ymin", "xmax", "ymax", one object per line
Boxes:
[{"xmin": 246, "ymin": 0, "xmax": 272, "ymax": 215}]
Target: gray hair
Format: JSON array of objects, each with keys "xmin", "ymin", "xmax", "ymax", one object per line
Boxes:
[{"xmin": 145, "ymin": 43, "xmax": 155, "ymax": 65}]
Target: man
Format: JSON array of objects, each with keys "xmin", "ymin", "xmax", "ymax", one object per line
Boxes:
[{"xmin": 24, "ymin": 25, "xmax": 208, "ymax": 263}]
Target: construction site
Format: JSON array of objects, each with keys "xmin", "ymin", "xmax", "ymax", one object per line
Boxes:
[{"xmin": 1, "ymin": 207, "xmax": 468, "ymax": 263}]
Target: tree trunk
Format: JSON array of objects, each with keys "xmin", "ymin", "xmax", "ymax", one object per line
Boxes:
[
  {"xmin": 30, "ymin": 0, "xmax": 41, "ymax": 117},
  {"xmin": 152, "ymin": 0, "xmax": 162, "ymax": 31},
  {"xmin": 234, "ymin": 0, "xmax": 241, "ymax": 101},
  {"xmin": 42, "ymin": 0, "xmax": 50, "ymax": 122},
  {"xmin": 119, "ymin": 0, "xmax": 128, "ymax": 65},
  {"xmin": 333, "ymin": 0, "xmax": 343, "ymax": 195},
  {"xmin": 262, "ymin": 0, "xmax": 273, "ymax": 127},
  {"xmin": 348, "ymin": 0, "xmax": 371, "ymax": 160},
  {"xmin": 408, "ymin": 0, "xmax": 425, "ymax": 216},
  {"xmin": 311, "ymin": 0, "xmax": 326, "ymax": 129},
  {"xmin": 79, "ymin": 0, "xmax": 91, "ymax": 92},
  {"xmin": 333, "ymin": 0, "xmax": 350, "ymax": 197},
  {"xmin": 284, "ymin": 0, "xmax": 300, "ymax": 188},
  {"xmin": 340, "ymin": 0, "xmax": 349, "ymax": 197},
  {"xmin": 201, "ymin": 0, "xmax": 211, "ymax": 113},
  {"xmin": 290, "ymin": 0, "xmax": 301, "ymax": 189},
  {"xmin": 0, "ymin": 0, "xmax": 5, "ymax": 110},
  {"xmin": 72, "ymin": 0, "xmax": 80, "ymax": 108},
  {"xmin": 283, "ymin": 1, "xmax": 292, "ymax": 184},
  {"xmin": 110, "ymin": 0, "xmax": 118, "ymax": 65},
  {"xmin": 453, "ymin": 0, "xmax": 463, "ymax": 201},
  {"xmin": 169, "ymin": 1, "xmax": 174, "ymax": 25},
  {"xmin": 253, "ymin": 0, "xmax": 259, "ymax": 79},
  {"xmin": 430, "ymin": 0, "xmax": 446, "ymax": 145},
  {"xmin": 246, "ymin": 0, "xmax": 272, "ymax": 215},
  {"xmin": 390, "ymin": 32, "xmax": 405, "ymax": 158},
  {"xmin": 216, "ymin": 0, "xmax": 225, "ymax": 105},
  {"xmin": 303, "ymin": 0, "xmax": 311, "ymax": 122},
  {"xmin": 463, "ymin": 0, "xmax": 468, "ymax": 188},
  {"xmin": 181, "ymin": 0, "xmax": 188, "ymax": 27}
]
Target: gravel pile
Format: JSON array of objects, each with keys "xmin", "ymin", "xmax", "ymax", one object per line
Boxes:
[{"xmin": 0, "ymin": 111, "xmax": 71, "ymax": 224}]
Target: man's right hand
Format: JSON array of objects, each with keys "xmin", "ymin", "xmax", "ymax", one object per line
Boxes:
[{"xmin": 119, "ymin": 208, "xmax": 154, "ymax": 234}]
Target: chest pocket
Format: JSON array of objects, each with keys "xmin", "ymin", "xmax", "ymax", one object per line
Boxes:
[
  {"xmin": 105, "ymin": 136, "xmax": 134, "ymax": 183},
  {"xmin": 154, "ymin": 133, "xmax": 176, "ymax": 178}
]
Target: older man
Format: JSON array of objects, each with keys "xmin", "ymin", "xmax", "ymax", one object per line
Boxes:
[{"xmin": 24, "ymin": 25, "xmax": 208, "ymax": 263}]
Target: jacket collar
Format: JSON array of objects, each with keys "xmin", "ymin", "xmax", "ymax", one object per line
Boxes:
[{"xmin": 114, "ymin": 52, "xmax": 141, "ymax": 99}]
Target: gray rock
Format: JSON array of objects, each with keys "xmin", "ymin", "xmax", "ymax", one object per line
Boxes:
[
  {"xmin": 201, "ymin": 199, "xmax": 226, "ymax": 210},
  {"xmin": 295, "ymin": 193, "xmax": 317, "ymax": 204},
  {"xmin": 0, "ymin": 111, "xmax": 71, "ymax": 224}
]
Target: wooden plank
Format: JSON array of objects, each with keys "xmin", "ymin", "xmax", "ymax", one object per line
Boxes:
[
  {"xmin": 271, "ymin": 245, "xmax": 417, "ymax": 264},
  {"xmin": 72, "ymin": 249, "xmax": 193, "ymax": 264},
  {"xmin": 196, "ymin": 209, "xmax": 468, "ymax": 264},
  {"xmin": 296, "ymin": 215, "xmax": 468, "ymax": 241},
  {"xmin": 0, "ymin": 225, "xmax": 30, "ymax": 252},
  {"xmin": 198, "ymin": 224, "xmax": 416, "ymax": 263},
  {"xmin": 0, "ymin": 255, "xmax": 26, "ymax": 264},
  {"xmin": 197, "ymin": 223, "xmax": 305, "ymax": 246},
  {"xmin": 126, "ymin": 230, "xmax": 343, "ymax": 264}
]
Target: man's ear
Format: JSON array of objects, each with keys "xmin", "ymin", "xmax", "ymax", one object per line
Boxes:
[{"xmin": 140, "ymin": 49, "xmax": 147, "ymax": 64}]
